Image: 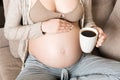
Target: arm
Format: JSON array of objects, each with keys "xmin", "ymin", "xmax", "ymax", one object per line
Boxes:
[
  {"xmin": 82, "ymin": 0, "xmax": 96, "ymax": 27},
  {"xmin": 4, "ymin": 0, "xmax": 43, "ymax": 40},
  {"xmin": 82, "ymin": 0, "xmax": 107, "ymax": 47}
]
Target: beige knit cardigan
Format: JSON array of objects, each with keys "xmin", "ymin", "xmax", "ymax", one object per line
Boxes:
[{"xmin": 4, "ymin": 0, "xmax": 96, "ymax": 67}]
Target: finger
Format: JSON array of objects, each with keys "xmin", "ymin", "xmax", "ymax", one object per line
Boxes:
[
  {"xmin": 60, "ymin": 26, "xmax": 66, "ymax": 30},
  {"xmin": 58, "ymin": 20, "xmax": 74, "ymax": 32},
  {"xmin": 97, "ymin": 28, "xmax": 104, "ymax": 38},
  {"xmin": 96, "ymin": 34, "xmax": 106, "ymax": 47},
  {"xmin": 96, "ymin": 42, "xmax": 101, "ymax": 47},
  {"xmin": 58, "ymin": 26, "xmax": 73, "ymax": 32},
  {"xmin": 99, "ymin": 33, "xmax": 107, "ymax": 42},
  {"xmin": 96, "ymin": 27, "xmax": 107, "ymax": 41},
  {"xmin": 96, "ymin": 39, "xmax": 103, "ymax": 47},
  {"xmin": 97, "ymin": 38, "xmax": 103, "ymax": 45},
  {"xmin": 98, "ymin": 28, "xmax": 107, "ymax": 41},
  {"xmin": 58, "ymin": 28, "xmax": 71, "ymax": 33},
  {"xmin": 60, "ymin": 20, "xmax": 72, "ymax": 27},
  {"xmin": 58, "ymin": 26, "xmax": 70, "ymax": 30},
  {"xmin": 61, "ymin": 23, "xmax": 72, "ymax": 28},
  {"xmin": 103, "ymin": 33, "xmax": 107, "ymax": 41},
  {"xmin": 59, "ymin": 23, "xmax": 73, "ymax": 30},
  {"xmin": 58, "ymin": 26, "xmax": 68, "ymax": 32}
]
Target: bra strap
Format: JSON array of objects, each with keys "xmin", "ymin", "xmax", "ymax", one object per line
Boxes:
[{"xmin": 79, "ymin": 0, "xmax": 85, "ymax": 28}]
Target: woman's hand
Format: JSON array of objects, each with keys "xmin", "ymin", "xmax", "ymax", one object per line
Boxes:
[
  {"xmin": 41, "ymin": 19, "xmax": 74, "ymax": 34},
  {"xmin": 92, "ymin": 26, "xmax": 107, "ymax": 47}
]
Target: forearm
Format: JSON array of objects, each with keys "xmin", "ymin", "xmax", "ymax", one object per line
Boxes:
[
  {"xmin": 4, "ymin": 22, "xmax": 43, "ymax": 40},
  {"xmin": 4, "ymin": 0, "xmax": 43, "ymax": 40},
  {"xmin": 83, "ymin": 0, "xmax": 96, "ymax": 27}
]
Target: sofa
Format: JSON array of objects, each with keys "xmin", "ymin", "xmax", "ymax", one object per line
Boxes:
[
  {"xmin": 0, "ymin": 0, "xmax": 120, "ymax": 80},
  {"xmin": 0, "ymin": 0, "xmax": 5, "ymax": 27},
  {"xmin": 0, "ymin": 0, "xmax": 22, "ymax": 80}
]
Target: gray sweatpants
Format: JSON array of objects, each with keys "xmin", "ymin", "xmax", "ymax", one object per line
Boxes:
[{"xmin": 16, "ymin": 54, "xmax": 120, "ymax": 80}]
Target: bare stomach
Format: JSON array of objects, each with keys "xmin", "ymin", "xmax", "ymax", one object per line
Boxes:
[{"xmin": 29, "ymin": 25, "xmax": 82, "ymax": 68}]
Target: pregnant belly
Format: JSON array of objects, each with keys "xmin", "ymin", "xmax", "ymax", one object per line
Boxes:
[{"xmin": 29, "ymin": 27, "xmax": 82, "ymax": 68}]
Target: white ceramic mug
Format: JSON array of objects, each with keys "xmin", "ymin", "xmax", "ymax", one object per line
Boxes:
[{"xmin": 79, "ymin": 27, "xmax": 98, "ymax": 53}]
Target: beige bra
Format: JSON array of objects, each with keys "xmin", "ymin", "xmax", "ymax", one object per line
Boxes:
[{"xmin": 30, "ymin": 0, "xmax": 84, "ymax": 23}]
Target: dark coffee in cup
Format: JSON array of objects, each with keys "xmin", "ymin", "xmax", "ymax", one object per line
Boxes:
[{"xmin": 81, "ymin": 30, "xmax": 96, "ymax": 37}]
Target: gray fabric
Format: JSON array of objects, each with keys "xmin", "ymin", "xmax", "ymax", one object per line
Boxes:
[
  {"xmin": 16, "ymin": 54, "xmax": 120, "ymax": 80},
  {"xmin": 61, "ymin": 69, "xmax": 69, "ymax": 80}
]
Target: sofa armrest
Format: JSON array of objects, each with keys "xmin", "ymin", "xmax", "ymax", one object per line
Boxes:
[
  {"xmin": 0, "ymin": 47, "xmax": 22, "ymax": 80},
  {"xmin": 0, "ymin": 28, "xmax": 9, "ymax": 48},
  {"xmin": 0, "ymin": 28, "xmax": 20, "ymax": 58}
]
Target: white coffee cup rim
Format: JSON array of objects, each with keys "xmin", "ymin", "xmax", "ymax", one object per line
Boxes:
[{"xmin": 80, "ymin": 27, "xmax": 98, "ymax": 36}]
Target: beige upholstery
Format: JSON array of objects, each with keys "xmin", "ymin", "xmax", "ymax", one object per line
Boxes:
[
  {"xmin": 0, "ymin": 0, "xmax": 120, "ymax": 80},
  {"xmin": 92, "ymin": 0, "xmax": 115, "ymax": 28},
  {"xmin": 0, "ymin": 28, "xmax": 8, "ymax": 48},
  {"xmin": 0, "ymin": 28, "xmax": 22, "ymax": 80},
  {"xmin": 0, "ymin": 46, "xmax": 22, "ymax": 80},
  {"xmin": 0, "ymin": 0, "xmax": 22, "ymax": 80},
  {"xmin": 0, "ymin": 75, "xmax": 2, "ymax": 80},
  {"xmin": 100, "ymin": 0, "xmax": 120, "ymax": 61}
]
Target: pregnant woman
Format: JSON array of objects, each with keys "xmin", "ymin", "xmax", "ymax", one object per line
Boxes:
[{"xmin": 4, "ymin": 0, "xmax": 120, "ymax": 80}]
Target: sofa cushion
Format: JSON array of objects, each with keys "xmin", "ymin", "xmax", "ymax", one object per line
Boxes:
[
  {"xmin": 99, "ymin": 0, "xmax": 120, "ymax": 61},
  {"xmin": 0, "ymin": 74, "xmax": 2, "ymax": 80},
  {"xmin": 92, "ymin": 0, "xmax": 115, "ymax": 28},
  {"xmin": 0, "ymin": 28, "xmax": 9, "ymax": 48},
  {"xmin": 0, "ymin": 47, "xmax": 22, "ymax": 80}
]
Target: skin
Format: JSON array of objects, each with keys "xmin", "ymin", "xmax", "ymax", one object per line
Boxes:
[{"xmin": 29, "ymin": 0, "xmax": 106, "ymax": 68}]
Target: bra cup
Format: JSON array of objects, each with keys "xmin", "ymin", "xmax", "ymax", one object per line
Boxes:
[
  {"xmin": 29, "ymin": 0, "xmax": 84, "ymax": 23},
  {"xmin": 64, "ymin": 4, "xmax": 84, "ymax": 22},
  {"xmin": 29, "ymin": 0, "xmax": 61, "ymax": 22}
]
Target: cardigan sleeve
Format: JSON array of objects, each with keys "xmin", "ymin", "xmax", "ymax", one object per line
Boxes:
[
  {"xmin": 82, "ymin": 0, "xmax": 96, "ymax": 27},
  {"xmin": 4, "ymin": 0, "xmax": 43, "ymax": 40}
]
